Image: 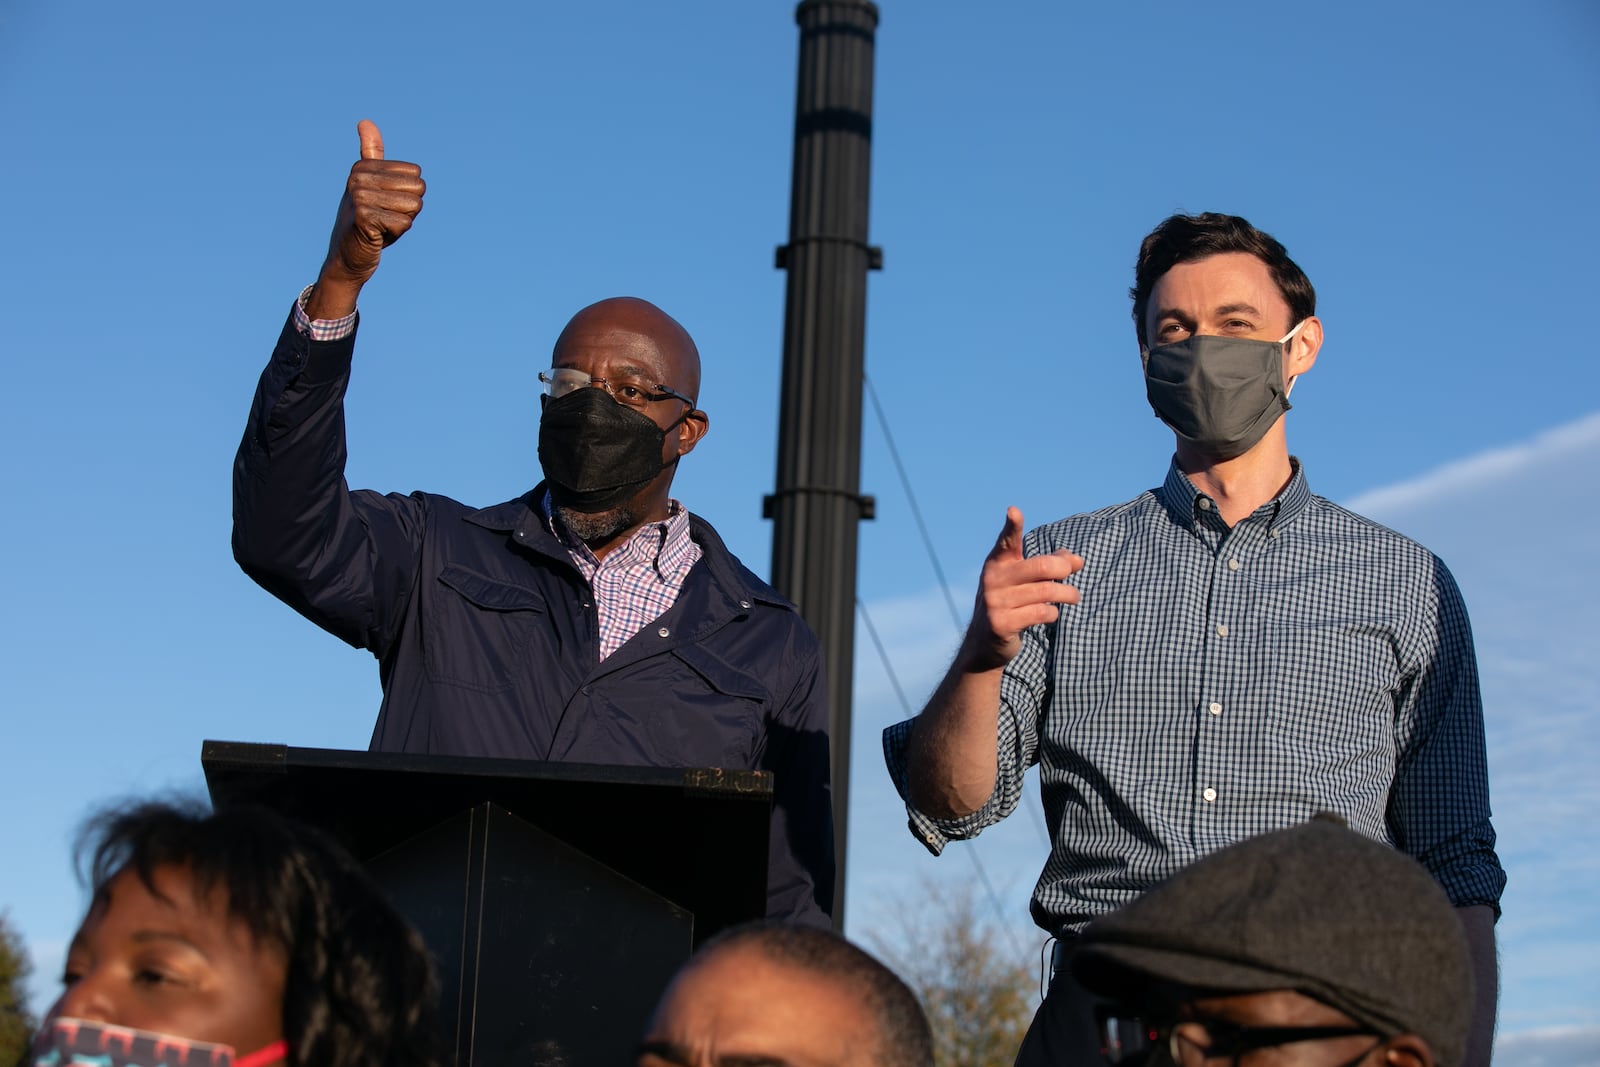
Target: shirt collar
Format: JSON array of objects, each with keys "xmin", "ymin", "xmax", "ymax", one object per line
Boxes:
[
  {"xmin": 539, "ymin": 490, "xmax": 693, "ymax": 577},
  {"xmin": 1155, "ymin": 456, "xmax": 1313, "ymax": 534}
]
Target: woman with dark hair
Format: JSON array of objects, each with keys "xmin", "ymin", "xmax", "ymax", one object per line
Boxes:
[{"xmin": 31, "ymin": 799, "xmax": 443, "ymax": 1067}]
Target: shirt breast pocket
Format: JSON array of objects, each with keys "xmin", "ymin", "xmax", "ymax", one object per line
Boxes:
[
  {"xmin": 1266, "ymin": 613, "xmax": 1403, "ymax": 759},
  {"xmin": 426, "ymin": 565, "xmax": 547, "ymax": 693},
  {"xmin": 643, "ymin": 645, "xmax": 768, "ymax": 767}
]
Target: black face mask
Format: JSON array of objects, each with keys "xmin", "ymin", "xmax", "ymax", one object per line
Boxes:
[{"xmin": 537, "ymin": 387, "xmax": 686, "ymax": 513}]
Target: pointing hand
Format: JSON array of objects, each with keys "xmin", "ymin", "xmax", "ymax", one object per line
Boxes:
[{"xmin": 961, "ymin": 507, "xmax": 1082, "ymax": 672}]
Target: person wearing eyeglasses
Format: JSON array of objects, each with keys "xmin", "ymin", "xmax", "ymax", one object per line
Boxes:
[
  {"xmin": 1069, "ymin": 814, "xmax": 1472, "ymax": 1067},
  {"xmin": 232, "ymin": 120, "xmax": 834, "ymax": 925}
]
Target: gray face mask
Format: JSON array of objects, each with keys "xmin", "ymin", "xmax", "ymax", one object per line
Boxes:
[{"xmin": 1143, "ymin": 321, "xmax": 1306, "ymax": 460}]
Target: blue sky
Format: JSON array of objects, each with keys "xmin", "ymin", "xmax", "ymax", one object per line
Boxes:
[{"xmin": 2, "ymin": 0, "xmax": 1596, "ymax": 1057}]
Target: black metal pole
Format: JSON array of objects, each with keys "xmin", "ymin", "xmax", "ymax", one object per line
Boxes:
[{"xmin": 766, "ymin": 0, "xmax": 880, "ymax": 932}]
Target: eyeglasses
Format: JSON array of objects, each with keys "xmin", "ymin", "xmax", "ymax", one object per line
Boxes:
[
  {"xmin": 538, "ymin": 368, "xmax": 696, "ymax": 412},
  {"xmin": 1166, "ymin": 1020, "xmax": 1382, "ymax": 1066},
  {"xmin": 1098, "ymin": 1011, "xmax": 1382, "ymax": 1067}
]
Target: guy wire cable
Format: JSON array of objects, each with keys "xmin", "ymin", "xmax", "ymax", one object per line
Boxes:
[
  {"xmin": 858, "ymin": 597, "xmax": 1027, "ymax": 963},
  {"xmin": 864, "ymin": 373, "xmax": 1053, "ymax": 851}
]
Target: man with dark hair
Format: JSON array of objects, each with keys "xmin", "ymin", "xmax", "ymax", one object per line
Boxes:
[
  {"xmin": 885, "ymin": 213, "xmax": 1503, "ymax": 1065},
  {"xmin": 637, "ymin": 922, "xmax": 933, "ymax": 1067},
  {"xmin": 1073, "ymin": 814, "xmax": 1473, "ymax": 1067},
  {"xmin": 232, "ymin": 121, "xmax": 834, "ymax": 924}
]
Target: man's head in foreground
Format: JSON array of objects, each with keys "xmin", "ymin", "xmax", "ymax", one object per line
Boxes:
[
  {"xmin": 637, "ymin": 921, "xmax": 933, "ymax": 1067},
  {"xmin": 1072, "ymin": 814, "xmax": 1472, "ymax": 1067}
]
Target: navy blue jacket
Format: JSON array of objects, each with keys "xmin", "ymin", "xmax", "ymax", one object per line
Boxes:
[{"xmin": 233, "ymin": 310, "xmax": 834, "ymax": 923}]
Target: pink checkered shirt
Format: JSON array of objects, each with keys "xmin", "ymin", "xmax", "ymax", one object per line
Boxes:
[
  {"xmin": 293, "ymin": 285, "xmax": 359, "ymax": 340},
  {"xmin": 542, "ymin": 492, "xmax": 702, "ymax": 660},
  {"xmin": 291, "ymin": 288, "xmax": 703, "ymax": 662}
]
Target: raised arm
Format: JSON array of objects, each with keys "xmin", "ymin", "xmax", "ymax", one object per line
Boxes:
[
  {"xmin": 904, "ymin": 507, "xmax": 1082, "ymax": 819},
  {"xmin": 232, "ymin": 121, "xmax": 428, "ymax": 655}
]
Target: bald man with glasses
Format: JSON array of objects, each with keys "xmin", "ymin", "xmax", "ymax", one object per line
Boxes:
[{"xmin": 232, "ymin": 121, "xmax": 834, "ymax": 924}]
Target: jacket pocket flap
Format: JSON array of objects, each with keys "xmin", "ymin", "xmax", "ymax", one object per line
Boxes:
[
  {"xmin": 438, "ymin": 565, "xmax": 546, "ymax": 613},
  {"xmin": 670, "ymin": 643, "xmax": 768, "ymax": 703}
]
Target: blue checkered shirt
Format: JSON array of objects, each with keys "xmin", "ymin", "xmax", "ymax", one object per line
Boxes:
[{"xmin": 883, "ymin": 460, "xmax": 1505, "ymax": 933}]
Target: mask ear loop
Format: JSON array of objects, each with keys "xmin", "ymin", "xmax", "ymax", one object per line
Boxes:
[
  {"xmin": 663, "ymin": 402, "xmax": 701, "ymax": 456},
  {"xmin": 1280, "ymin": 319, "xmax": 1309, "ymax": 399},
  {"xmin": 236, "ymin": 1039, "xmax": 290, "ymax": 1067}
]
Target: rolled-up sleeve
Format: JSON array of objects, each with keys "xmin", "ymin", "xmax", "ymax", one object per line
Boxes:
[{"xmin": 882, "ymin": 543, "xmax": 1053, "ymax": 854}]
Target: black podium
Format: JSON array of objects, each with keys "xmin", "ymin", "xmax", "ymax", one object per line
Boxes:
[{"xmin": 202, "ymin": 741, "xmax": 772, "ymax": 1067}]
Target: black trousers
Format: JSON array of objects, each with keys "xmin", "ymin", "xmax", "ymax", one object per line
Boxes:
[{"xmin": 1014, "ymin": 941, "xmax": 1150, "ymax": 1067}]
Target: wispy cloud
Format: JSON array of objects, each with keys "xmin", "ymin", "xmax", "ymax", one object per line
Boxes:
[
  {"xmin": 854, "ymin": 588, "xmax": 967, "ymax": 725},
  {"xmin": 1494, "ymin": 1024, "xmax": 1600, "ymax": 1067},
  {"xmin": 1347, "ymin": 411, "xmax": 1600, "ymax": 517},
  {"xmin": 1345, "ymin": 412, "xmax": 1600, "ymax": 1031}
]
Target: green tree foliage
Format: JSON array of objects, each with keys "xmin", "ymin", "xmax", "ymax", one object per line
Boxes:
[
  {"xmin": 0, "ymin": 912, "xmax": 36, "ymax": 1067},
  {"xmin": 869, "ymin": 880, "xmax": 1038, "ymax": 1067}
]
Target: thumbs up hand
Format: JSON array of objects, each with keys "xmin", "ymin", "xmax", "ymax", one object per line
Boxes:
[
  {"xmin": 307, "ymin": 120, "xmax": 426, "ymax": 320},
  {"xmin": 357, "ymin": 118, "xmax": 385, "ymax": 161}
]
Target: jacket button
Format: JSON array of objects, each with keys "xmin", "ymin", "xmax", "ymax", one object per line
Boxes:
[
  {"xmin": 658, "ymin": 627, "xmax": 670, "ymax": 638},
  {"xmin": 740, "ymin": 600, "xmax": 751, "ymax": 610}
]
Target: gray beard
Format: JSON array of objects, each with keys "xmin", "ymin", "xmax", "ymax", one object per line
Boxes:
[{"xmin": 554, "ymin": 501, "xmax": 640, "ymax": 546}]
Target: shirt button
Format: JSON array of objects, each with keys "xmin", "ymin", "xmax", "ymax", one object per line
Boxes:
[
  {"xmin": 740, "ymin": 600, "xmax": 751, "ymax": 609},
  {"xmin": 1216, "ymin": 624, "xmax": 1229, "ymax": 637},
  {"xmin": 924, "ymin": 832, "xmax": 938, "ymax": 845},
  {"xmin": 1208, "ymin": 702, "xmax": 1222, "ymax": 716},
  {"xmin": 1269, "ymin": 529, "xmax": 1279, "ymax": 539},
  {"xmin": 1227, "ymin": 559, "xmax": 1240, "ymax": 571},
  {"xmin": 658, "ymin": 627, "xmax": 671, "ymax": 638},
  {"xmin": 1196, "ymin": 498, "xmax": 1212, "ymax": 511},
  {"xmin": 1202, "ymin": 787, "xmax": 1218, "ymax": 803}
]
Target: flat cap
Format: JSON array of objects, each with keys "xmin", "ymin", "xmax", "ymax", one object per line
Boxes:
[{"xmin": 1071, "ymin": 815, "xmax": 1472, "ymax": 1067}]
